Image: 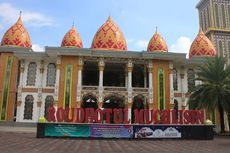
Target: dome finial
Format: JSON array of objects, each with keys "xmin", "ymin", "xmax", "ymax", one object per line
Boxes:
[
  {"xmin": 19, "ymin": 11, "xmax": 22, "ymax": 17},
  {"xmin": 155, "ymin": 26, "xmax": 158, "ymax": 33},
  {"xmin": 72, "ymin": 21, "xmax": 75, "ymax": 28}
]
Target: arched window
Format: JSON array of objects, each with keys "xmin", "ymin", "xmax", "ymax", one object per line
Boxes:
[
  {"xmin": 27, "ymin": 62, "xmax": 37, "ymax": 86},
  {"xmin": 174, "ymin": 99, "xmax": 179, "ymax": 119},
  {"xmin": 46, "ymin": 63, "xmax": 56, "ymax": 87},
  {"xmin": 221, "ymin": 5, "xmax": 226, "ymax": 28},
  {"xmin": 44, "ymin": 96, "xmax": 54, "ymax": 119},
  {"xmin": 187, "ymin": 69, "xmax": 195, "ymax": 92},
  {"xmin": 218, "ymin": 40, "xmax": 223, "ymax": 57},
  {"xmin": 24, "ymin": 95, "xmax": 34, "ymax": 120},
  {"xmin": 172, "ymin": 69, "xmax": 178, "ymax": 91},
  {"xmin": 215, "ymin": 4, "xmax": 220, "ymax": 27}
]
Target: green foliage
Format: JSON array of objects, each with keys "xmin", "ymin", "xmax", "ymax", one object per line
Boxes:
[{"xmin": 188, "ymin": 56, "xmax": 230, "ymax": 112}]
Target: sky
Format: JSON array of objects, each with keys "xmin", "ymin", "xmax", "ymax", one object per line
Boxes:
[{"xmin": 0, "ymin": 0, "xmax": 200, "ymax": 54}]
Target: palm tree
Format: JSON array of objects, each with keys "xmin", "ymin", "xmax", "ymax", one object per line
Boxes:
[{"xmin": 188, "ymin": 56, "xmax": 230, "ymax": 133}]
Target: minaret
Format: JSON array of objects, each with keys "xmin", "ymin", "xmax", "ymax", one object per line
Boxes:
[{"xmin": 196, "ymin": 0, "xmax": 230, "ymax": 59}]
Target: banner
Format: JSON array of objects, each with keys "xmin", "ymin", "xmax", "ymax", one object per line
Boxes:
[
  {"xmin": 45, "ymin": 124, "xmax": 90, "ymax": 137},
  {"xmin": 133, "ymin": 126, "xmax": 181, "ymax": 138},
  {"xmin": 90, "ymin": 124, "xmax": 133, "ymax": 138}
]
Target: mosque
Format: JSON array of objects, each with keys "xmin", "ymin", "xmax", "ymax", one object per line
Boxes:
[{"xmin": 0, "ymin": 0, "xmax": 229, "ymax": 132}]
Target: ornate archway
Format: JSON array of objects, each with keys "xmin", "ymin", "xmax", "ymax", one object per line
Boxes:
[
  {"xmin": 131, "ymin": 94, "xmax": 146, "ymax": 123},
  {"xmin": 81, "ymin": 93, "xmax": 98, "ymax": 109},
  {"xmin": 103, "ymin": 94, "xmax": 125, "ymax": 123}
]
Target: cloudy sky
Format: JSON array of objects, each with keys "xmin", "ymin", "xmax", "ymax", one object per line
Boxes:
[{"xmin": 0, "ymin": 0, "xmax": 199, "ymax": 54}]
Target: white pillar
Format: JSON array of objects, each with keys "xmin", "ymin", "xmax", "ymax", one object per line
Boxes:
[
  {"xmin": 98, "ymin": 58, "xmax": 104, "ymax": 103},
  {"xmin": 76, "ymin": 57, "xmax": 83, "ymax": 103},
  {"xmin": 54, "ymin": 57, "xmax": 61, "ymax": 103},
  {"xmin": 17, "ymin": 60, "xmax": 25, "ymax": 122},
  {"xmin": 128, "ymin": 107, "xmax": 131, "ymax": 123},
  {"xmin": 169, "ymin": 62, "xmax": 174, "ymax": 105},
  {"xmin": 37, "ymin": 60, "xmax": 44, "ymax": 119},
  {"xmin": 180, "ymin": 72, "xmax": 185, "ymax": 109},
  {"xmin": 127, "ymin": 59, "xmax": 133, "ymax": 103},
  {"xmin": 148, "ymin": 61, "xmax": 153, "ymax": 104},
  {"xmin": 128, "ymin": 71, "xmax": 132, "ymax": 88}
]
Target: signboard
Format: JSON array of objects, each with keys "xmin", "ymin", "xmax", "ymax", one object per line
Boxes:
[
  {"xmin": 133, "ymin": 126, "xmax": 181, "ymax": 138},
  {"xmin": 90, "ymin": 124, "xmax": 133, "ymax": 138},
  {"xmin": 45, "ymin": 124, "xmax": 90, "ymax": 137}
]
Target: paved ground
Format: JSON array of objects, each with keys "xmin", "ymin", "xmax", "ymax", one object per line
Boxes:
[{"xmin": 0, "ymin": 130, "xmax": 229, "ymax": 153}]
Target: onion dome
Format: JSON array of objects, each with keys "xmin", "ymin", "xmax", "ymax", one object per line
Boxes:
[
  {"xmin": 147, "ymin": 29, "xmax": 168, "ymax": 52},
  {"xmin": 91, "ymin": 16, "xmax": 127, "ymax": 51},
  {"xmin": 189, "ymin": 29, "xmax": 216, "ymax": 58},
  {"xmin": 61, "ymin": 25, "xmax": 83, "ymax": 48},
  {"xmin": 1, "ymin": 15, "xmax": 32, "ymax": 48}
]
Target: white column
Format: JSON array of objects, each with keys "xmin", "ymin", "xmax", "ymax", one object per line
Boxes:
[
  {"xmin": 128, "ymin": 106, "xmax": 131, "ymax": 123},
  {"xmin": 180, "ymin": 70, "xmax": 185, "ymax": 109},
  {"xmin": 54, "ymin": 56, "xmax": 61, "ymax": 103},
  {"xmin": 98, "ymin": 58, "xmax": 105, "ymax": 103},
  {"xmin": 127, "ymin": 59, "xmax": 133, "ymax": 103},
  {"xmin": 37, "ymin": 60, "xmax": 44, "ymax": 119},
  {"xmin": 148, "ymin": 61, "xmax": 153, "ymax": 104},
  {"xmin": 169, "ymin": 62, "xmax": 174, "ymax": 105},
  {"xmin": 16, "ymin": 60, "xmax": 25, "ymax": 122},
  {"xmin": 76, "ymin": 57, "xmax": 83, "ymax": 103},
  {"xmin": 127, "ymin": 60, "xmax": 133, "ymax": 124}
]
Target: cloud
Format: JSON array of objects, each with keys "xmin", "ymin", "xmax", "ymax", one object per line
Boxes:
[
  {"xmin": 32, "ymin": 44, "xmax": 44, "ymax": 52},
  {"xmin": 170, "ymin": 36, "xmax": 192, "ymax": 54},
  {"xmin": 0, "ymin": 3, "xmax": 53, "ymax": 27},
  {"xmin": 135, "ymin": 40, "xmax": 148, "ymax": 48}
]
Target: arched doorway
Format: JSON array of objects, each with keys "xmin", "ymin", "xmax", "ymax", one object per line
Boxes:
[
  {"xmin": 131, "ymin": 95, "xmax": 146, "ymax": 123},
  {"xmin": 44, "ymin": 96, "xmax": 54, "ymax": 120},
  {"xmin": 81, "ymin": 93, "xmax": 98, "ymax": 109},
  {"xmin": 174, "ymin": 99, "xmax": 179, "ymax": 119},
  {"xmin": 103, "ymin": 94, "xmax": 125, "ymax": 123}
]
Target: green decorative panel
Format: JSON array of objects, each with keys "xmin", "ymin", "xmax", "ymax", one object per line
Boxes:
[
  {"xmin": 64, "ymin": 64, "xmax": 73, "ymax": 108},
  {"xmin": 1, "ymin": 56, "xmax": 13, "ymax": 120},
  {"xmin": 158, "ymin": 68, "xmax": 165, "ymax": 110}
]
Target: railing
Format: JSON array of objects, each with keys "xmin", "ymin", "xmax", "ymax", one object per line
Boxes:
[
  {"xmin": 82, "ymin": 86, "xmax": 148, "ymax": 94},
  {"xmin": 82, "ymin": 86, "xmax": 98, "ymax": 91}
]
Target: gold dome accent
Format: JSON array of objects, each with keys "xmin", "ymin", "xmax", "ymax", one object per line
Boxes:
[
  {"xmin": 91, "ymin": 16, "xmax": 127, "ymax": 51},
  {"xmin": 147, "ymin": 30, "xmax": 168, "ymax": 52},
  {"xmin": 189, "ymin": 29, "xmax": 216, "ymax": 58},
  {"xmin": 61, "ymin": 25, "xmax": 83, "ymax": 48},
  {"xmin": 1, "ymin": 15, "xmax": 32, "ymax": 48}
]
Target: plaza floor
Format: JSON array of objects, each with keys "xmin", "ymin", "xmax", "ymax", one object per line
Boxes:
[{"xmin": 0, "ymin": 130, "xmax": 229, "ymax": 153}]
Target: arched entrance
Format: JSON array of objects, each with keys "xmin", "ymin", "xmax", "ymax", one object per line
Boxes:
[
  {"xmin": 174, "ymin": 99, "xmax": 179, "ymax": 119},
  {"xmin": 103, "ymin": 94, "xmax": 125, "ymax": 123},
  {"xmin": 131, "ymin": 95, "xmax": 147, "ymax": 123},
  {"xmin": 81, "ymin": 93, "xmax": 98, "ymax": 109}
]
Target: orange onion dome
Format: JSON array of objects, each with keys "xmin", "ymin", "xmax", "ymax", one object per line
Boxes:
[
  {"xmin": 1, "ymin": 15, "xmax": 32, "ymax": 48},
  {"xmin": 189, "ymin": 29, "xmax": 216, "ymax": 58},
  {"xmin": 147, "ymin": 30, "xmax": 168, "ymax": 52},
  {"xmin": 91, "ymin": 16, "xmax": 127, "ymax": 51},
  {"xmin": 61, "ymin": 25, "xmax": 83, "ymax": 48}
]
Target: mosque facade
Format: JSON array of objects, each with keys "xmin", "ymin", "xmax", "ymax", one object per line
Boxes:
[{"xmin": 0, "ymin": 0, "xmax": 229, "ymax": 132}]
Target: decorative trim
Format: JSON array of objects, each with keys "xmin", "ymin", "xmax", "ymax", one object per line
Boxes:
[{"xmin": 37, "ymin": 101, "xmax": 42, "ymax": 107}]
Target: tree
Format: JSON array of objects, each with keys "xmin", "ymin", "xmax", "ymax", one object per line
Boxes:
[{"xmin": 188, "ymin": 56, "xmax": 230, "ymax": 132}]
